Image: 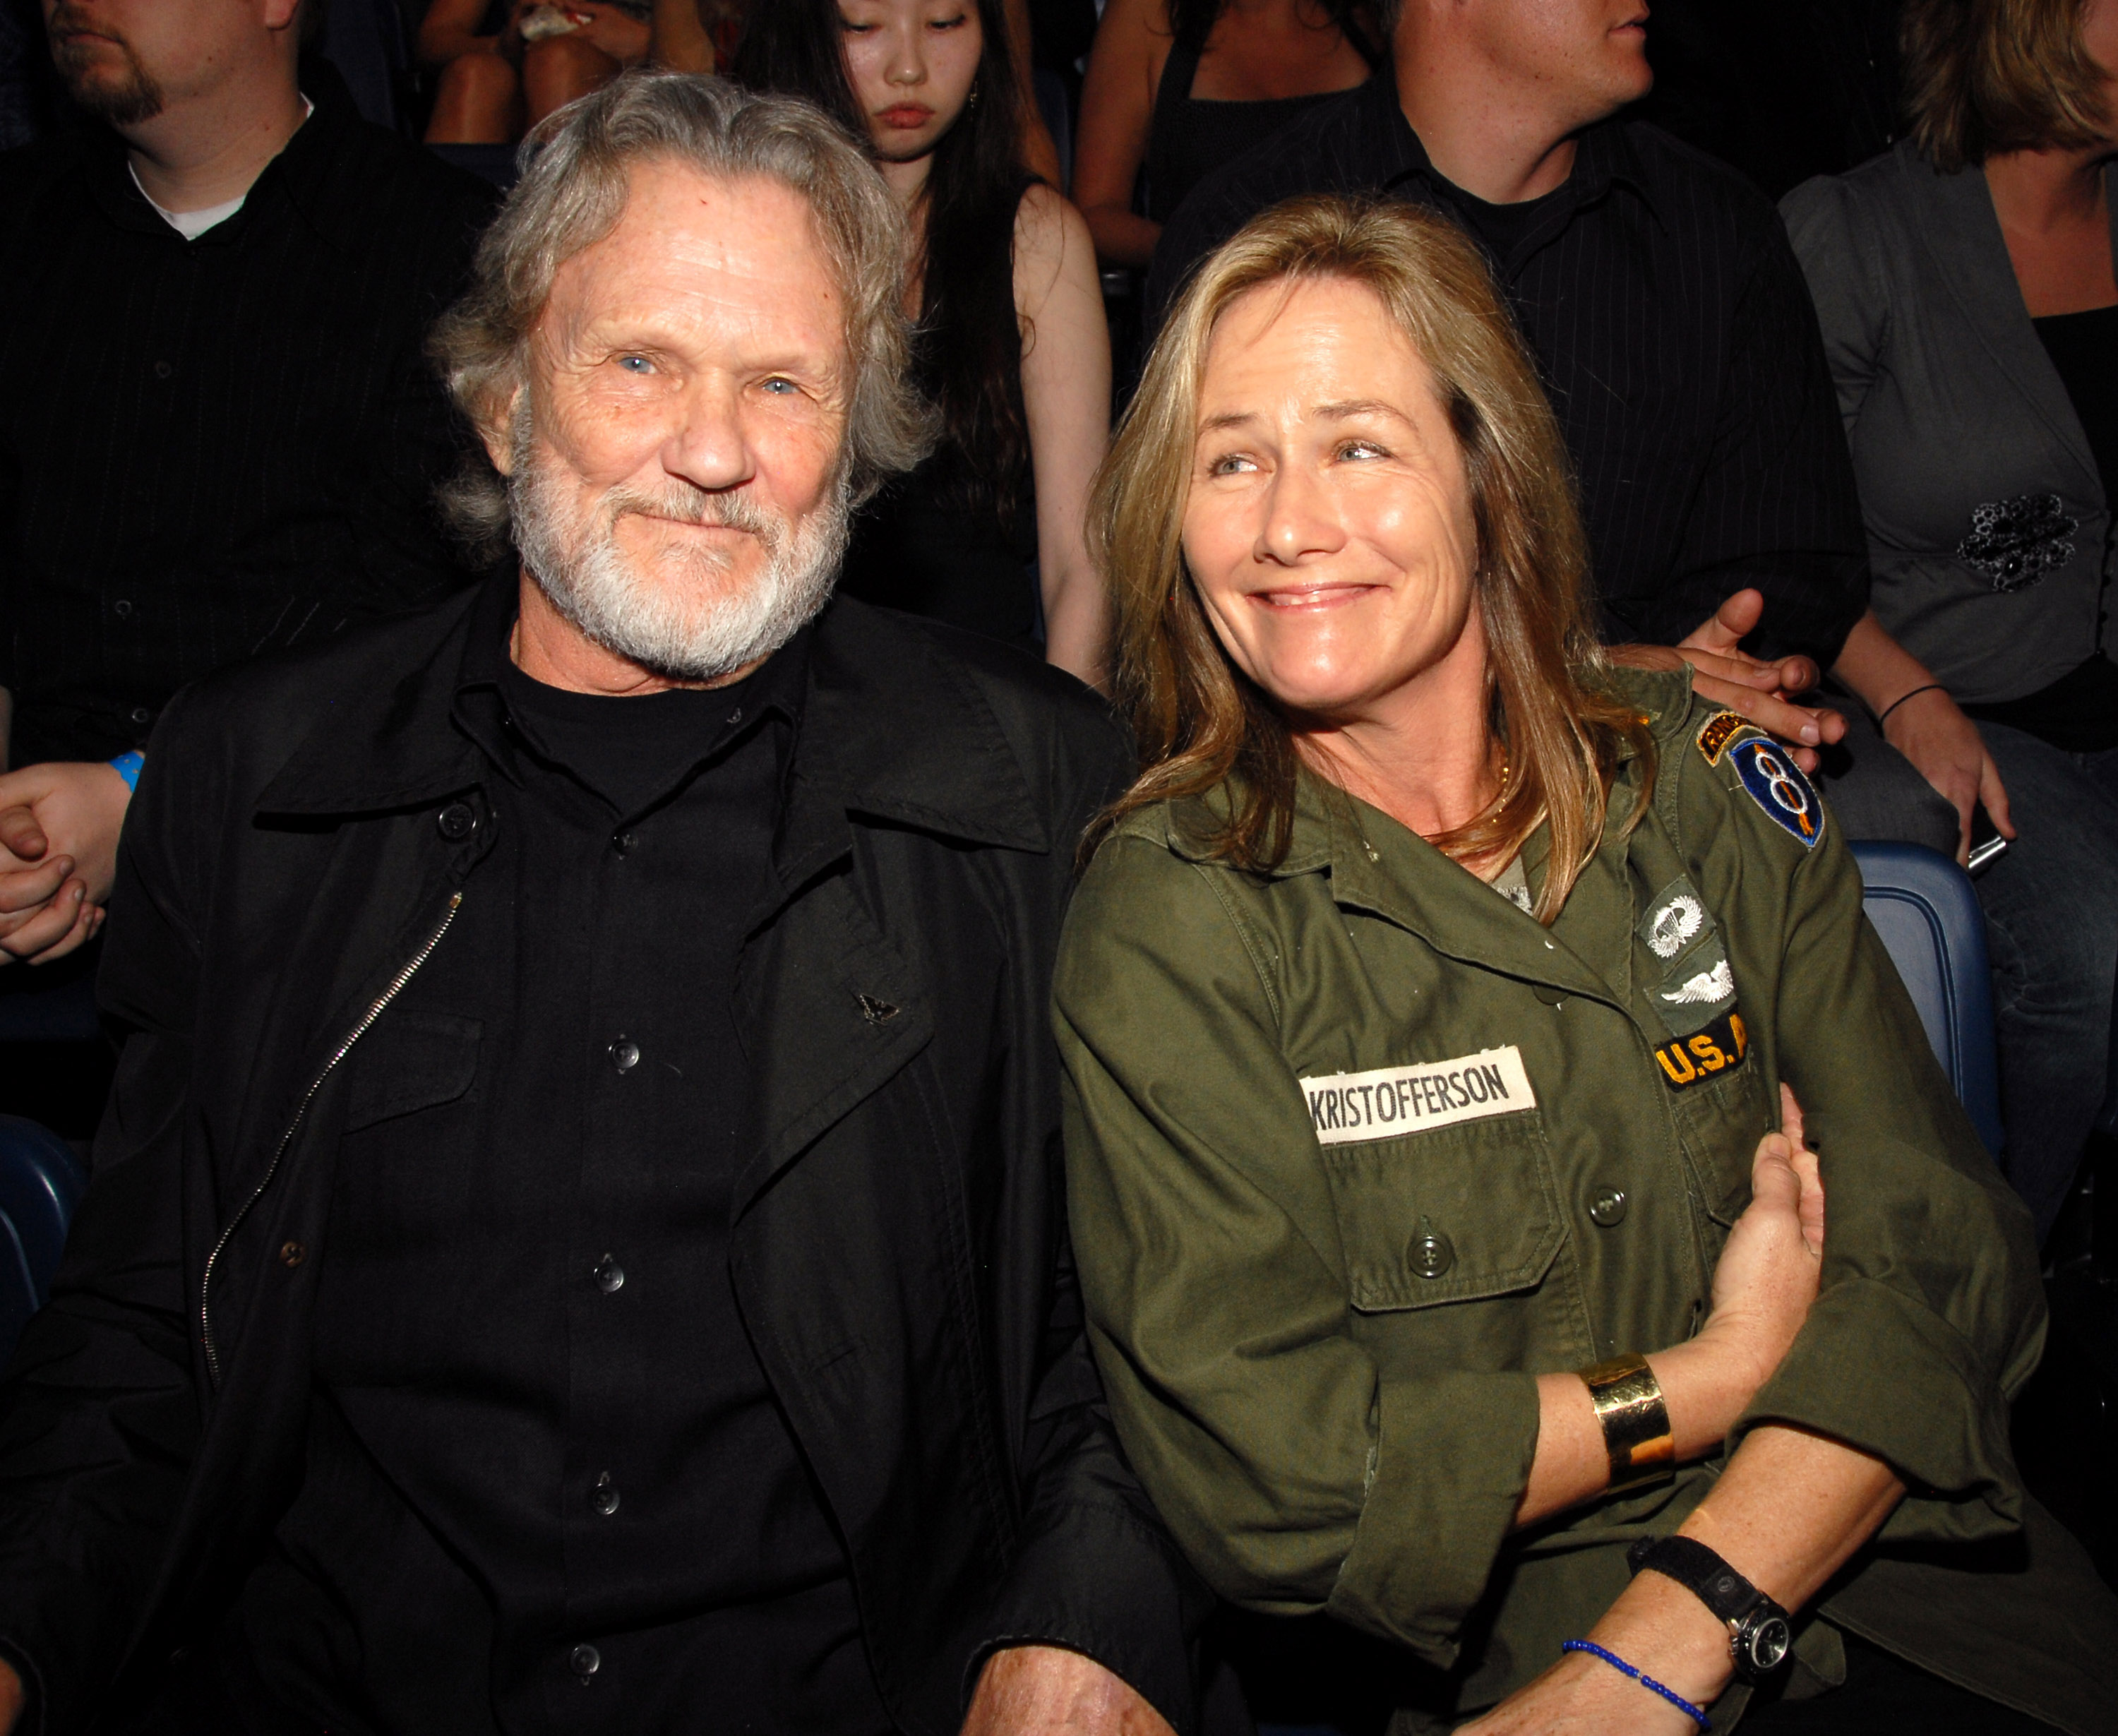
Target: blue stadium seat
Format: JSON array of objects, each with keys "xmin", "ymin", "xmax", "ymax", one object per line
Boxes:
[
  {"xmin": 0, "ymin": 1115, "xmax": 85, "ymax": 1363},
  {"xmin": 1850, "ymin": 841, "xmax": 2004, "ymax": 1160}
]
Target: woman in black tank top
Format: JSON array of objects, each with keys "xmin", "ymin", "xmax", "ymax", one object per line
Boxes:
[
  {"xmin": 736, "ymin": 0, "xmax": 1113, "ymax": 684},
  {"xmin": 1075, "ymin": 0, "xmax": 1380, "ymax": 270}
]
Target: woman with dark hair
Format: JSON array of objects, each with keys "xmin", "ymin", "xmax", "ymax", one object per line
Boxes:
[
  {"xmin": 735, "ymin": 0, "xmax": 1111, "ymax": 683},
  {"xmin": 1072, "ymin": 0, "xmax": 1381, "ymax": 270},
  {"xmin": 1054, "ymin": 193, "xmax": 2118, "ymax": 1734},
  {"xmin": 1782, "ymin": 0, "xmax": 2118, "ymax": 1242}
]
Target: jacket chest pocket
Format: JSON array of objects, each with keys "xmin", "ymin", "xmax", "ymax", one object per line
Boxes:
[
  {"xmin": 1667, "ymin": 1055, "xmax": 1772, "ymax": 1226},
  {"xmin": 344, "ymin": 1011, "xmax": 484, "ymax": 1133},
  {"xmin": 1320, "ymin": 1110, "xmax": 1569, "ymax": 1312}
]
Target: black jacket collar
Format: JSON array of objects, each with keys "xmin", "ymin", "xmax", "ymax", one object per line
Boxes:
[{"xmin": 254, "ymin": 571, "xmax": 1053, "ymax": 856}]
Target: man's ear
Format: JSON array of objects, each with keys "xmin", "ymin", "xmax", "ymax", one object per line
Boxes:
[
  {"xmin": 479, "ymin": 385, "xmax": 525, "ymax": 477},
  {"xmin": 263, "ymin": 0, "xmax": 303, "ymax": 35}
]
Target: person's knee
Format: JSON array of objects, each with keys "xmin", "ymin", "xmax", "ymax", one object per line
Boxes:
[
  {"xmin": 424, "ymin": 48, "xmax": 520, "ymax": 143},
  {"xmin": 522, "ymin": 35, "xmax": 619, "ymax": 111},
  {"xmin": 439, "ymin": 47, "xmax": 518, "ymax": 108}
]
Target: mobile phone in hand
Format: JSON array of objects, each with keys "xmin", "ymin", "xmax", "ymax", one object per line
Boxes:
[{"xmin": 1968, "ymin": 805, "xmax": 2007, "ymax": 875}]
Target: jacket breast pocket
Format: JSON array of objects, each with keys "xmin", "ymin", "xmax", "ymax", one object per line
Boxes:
[
  {"xmin": 343, "ymin": 1011, "xmax": 483, "ymax": 1133},
  {"xmin": 1321, "ymin": 1111, "xmax": 1569, "ymax": 1312},
  {"xmin": 1668, "ymin": 1056, "xmax": 1772, "ymax": 1227}
]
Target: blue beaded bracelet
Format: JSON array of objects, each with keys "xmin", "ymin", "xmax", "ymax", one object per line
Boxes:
[
  {"xmin": 108, "ymin": 750, "xmax": 144, "ymax": 793},
  {"xmin": 1562, "ymin": 1640, "xmax": 1712, "ymax": 1729}
]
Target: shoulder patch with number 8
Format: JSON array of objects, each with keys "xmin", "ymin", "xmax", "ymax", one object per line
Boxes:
[{"xmin": 1730, "ymin": 738, "xmax": 1823, "ymax": 848}]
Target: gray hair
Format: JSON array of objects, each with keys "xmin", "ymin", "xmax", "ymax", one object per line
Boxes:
[{"xmin": 431, "ymin": 71, "xmax": 933, "ymax": 559}]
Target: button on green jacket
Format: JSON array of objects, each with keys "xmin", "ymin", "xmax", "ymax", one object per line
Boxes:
[{"xmin": 1054, "ymin": 669, "xmax": 2118, "ymax": 1733}]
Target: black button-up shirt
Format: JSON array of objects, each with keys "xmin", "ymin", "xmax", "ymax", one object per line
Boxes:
[
  {"xmin": 228, "ymin": 582, "xmax": 890, "ymax": 1735},
  {"xmin": 1146, "ymin": 73, "xmax": 1872, "ymax": 666},
  {"xmin": 0, "ymin": 61, "xmax": 492, "ymax": 765}
]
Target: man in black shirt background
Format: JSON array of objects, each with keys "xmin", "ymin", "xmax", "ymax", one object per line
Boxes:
[
  {"xmin": 0, "ymin": 72, "xmax": 1197, "ymax": 1736},
  {"xmin": 0, "ymin": 0, "xmax": 493, "ymax": 966},
  {"xmin": 1149, "ymin": 0, "xmax": 1995, "ymax": 861}
]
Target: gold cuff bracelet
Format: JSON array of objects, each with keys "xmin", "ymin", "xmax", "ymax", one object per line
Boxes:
[{"xmin": 1579, "ymin": 1353, "xmax": 1675, "ymax": 1494}]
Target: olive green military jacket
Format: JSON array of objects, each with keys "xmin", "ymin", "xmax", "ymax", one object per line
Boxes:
[{"xmin": 1055, "ymin": 670, "xmax": 2118, "ymax": 1734}]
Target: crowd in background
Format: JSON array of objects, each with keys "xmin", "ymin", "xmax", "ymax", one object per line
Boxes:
[{"xmin": 0, "ymin": 0, "xmax": 2114, "ymax": 1726}]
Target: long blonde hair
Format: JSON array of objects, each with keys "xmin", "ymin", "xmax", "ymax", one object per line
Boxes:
[{"xmin": 1087, "ymin": 195, "xmax": 1652, "ymax": 922}]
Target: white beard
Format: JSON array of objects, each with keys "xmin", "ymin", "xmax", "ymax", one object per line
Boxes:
[{"xmin": 508, "ymin": 411, "xmax": 850, "ymax": 683}]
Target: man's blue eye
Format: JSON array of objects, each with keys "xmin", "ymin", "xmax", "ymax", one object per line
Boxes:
[
  {"xmin": 618, "ymin": 355, "xmax": 651, "ymax": 373},
  {"xmin": 761, "ymin": 378, "xmax": 797, "ymax": 395}
]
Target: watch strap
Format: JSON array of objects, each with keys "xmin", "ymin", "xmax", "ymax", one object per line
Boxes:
[{"xmin": 1627, "ymin": 1533, "xmax": 1766, "ymax": 1624}]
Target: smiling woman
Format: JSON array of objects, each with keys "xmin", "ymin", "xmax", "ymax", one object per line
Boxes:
[{"xmin": 1053, "ymin": 193, "xmax": 2118, "ymax": 1735}]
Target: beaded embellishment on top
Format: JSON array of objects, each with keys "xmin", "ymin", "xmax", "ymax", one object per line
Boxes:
[{"xmin": 1956, "ymin": 493, "xmax": 2078, "ymax": 592}]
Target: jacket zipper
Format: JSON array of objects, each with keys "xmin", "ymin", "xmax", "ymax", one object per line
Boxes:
[{"xmin": 199, "ymin": 891, "xmax": 464, "ymax": 1386}]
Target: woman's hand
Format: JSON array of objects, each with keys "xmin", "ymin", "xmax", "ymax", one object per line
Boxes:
[
  {"xmin": 1653, "ymin": 1086, "xmax": 1825, "ymax": 1456},
  {"xmin": 559, "ymin": 2, "xmax": 651, "ymax": 63},
  {"xmin": 1879, "ymin": 686, "xmax": 2013, "ymax": 867}
]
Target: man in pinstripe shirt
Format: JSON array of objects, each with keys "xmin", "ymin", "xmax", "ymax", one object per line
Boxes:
[
  {"xmin": 1148, "ymin": 0, "xmax": 1947, "ymax": 798},
  {"xmin": 0, "ymin": 0, "xmax": 495, "ymax": 970}
]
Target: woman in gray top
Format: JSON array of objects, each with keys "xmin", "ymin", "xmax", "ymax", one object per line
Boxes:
[{"xmin": 1782, "ymin": 0, "xmax": 2118, "ymax": 1240}]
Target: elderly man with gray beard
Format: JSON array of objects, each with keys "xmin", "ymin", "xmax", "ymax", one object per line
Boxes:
[{"xmin": 0, "ymin": 73, "xmax": 1195, "ymax": 1736}]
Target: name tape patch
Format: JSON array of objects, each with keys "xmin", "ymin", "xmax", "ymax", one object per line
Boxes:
[
  {"xmin": 1301, "ymin": 1046, "xmax": 1536, "ymax": 1146},
  {"xmin": 1652, "ymin": 1009, "xmax": 1749, "ymax": 1091}
]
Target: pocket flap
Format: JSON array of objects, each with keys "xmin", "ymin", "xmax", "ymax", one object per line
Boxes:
[
  {"xmin": 1322, "ymin": 1111, "xmax": 1568, "ymax": 1311},
  {"xmin": 345, "ymin": 1010, "xmax": 483, "ymax": 1132}
]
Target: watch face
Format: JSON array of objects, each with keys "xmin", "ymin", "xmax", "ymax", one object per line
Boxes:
[{"xmin": 1745, "ymin": 1615, "xmax": 1793, "ymax": 1675}]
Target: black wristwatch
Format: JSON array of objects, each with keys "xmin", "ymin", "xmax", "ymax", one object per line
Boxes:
[{"xmin": 1627, "ymin": 1535, "xmax": 1793, "ymax": 1684}]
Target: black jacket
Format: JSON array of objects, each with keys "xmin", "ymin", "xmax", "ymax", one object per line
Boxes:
[{"xmin": 0, "ymin": 586, "xmax": 1202, "ymax": 1735}]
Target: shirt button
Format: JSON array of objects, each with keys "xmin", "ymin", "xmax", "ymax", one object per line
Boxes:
[
  {"xmin": 1409, "ymin": 1223, "xmax": 1454, "ymax": 1279},
  {"xmin": 610, "ymin": 1037, "xmax": 640, "ymax": 1072},
  {"xmin": 436, "ymin": 801, "xmax": 477, "ymax": 842},
  {"xmin": 128, "ymin": 706, "xmax": 152, "ymax": 726},
  {"xmin": 1589, "ymin": 1187, "xmax": 1629, "ymax": 1228},
  {"xmin": 113, "ymin": 599, "xmax": 133, "ymax": 618},
  {"xmin": 153, "ymin": 360, "xmax": 172, "ymax": 379},
  {"xmin": 594, "ymin": 1253, "xmax": 625, "ymax": 1293},
  {"xmin": 592, "ymin": 1471, "xmax": 620, "ymax": 1516},
  {"xmin": 570, "ymin": 1644, "xmax": 600, "ymax": 1681},
  {"xmin": 611, "ymin": 830, "xmax": 638, "ymax": 856}
]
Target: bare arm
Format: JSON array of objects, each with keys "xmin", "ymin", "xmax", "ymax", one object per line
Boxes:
[
  {"xmin": 1831, "ymin": 609, "xmax": 2012, "ymax": 866},
  {"xmin": 1074, "ymin": 0, "xmax": 1166, "ymax": 269},
  {"xmin": 962, "ymin": 1646, "xmax": 1174, "ymax": 1735},
  {"xmin": 1514, "ymin": 1087, "xmax": 1825, "ymax": 1530},
  {"xmin": 1464, "ymin": 1094, "xmax": 1908, "ymax": 1734},
  {"xmin": 1015, "ymin": 186, "xmax": 1113, "ymax": 687},
  {"xmin": 1467, "ymin": 1430, "xmax": 1903, "ymax": 1735},
  {"xmin": 648, "ymin": 0, "xmax": 714, "ymax": 71}
]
